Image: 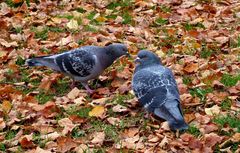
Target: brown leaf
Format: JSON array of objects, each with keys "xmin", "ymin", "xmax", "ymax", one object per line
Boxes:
[
  {"xmin": 231, "ymin": 133, "xmax": 240, "ymax": 142},
  {"xmin": 20, "ymin": 137, "xmax": 35, "ymax": 149},
  {"xmin": 58, "ymin": 118, "xmax": 76, "ymax": 135},
  {"xmin": 91, "ymin": 132, "xmax": 105, "ymax": 145},
  {"xmin": 204, "ymin": 133, "xmax": 223, "ymax": 147},
  {"xmin": 69, "ymin": 115, "xmax": 86, "ymax": 124},
  {"xmin": 183, "ymin": 62, "xmax": 198, "ymax": 73},
  {"xmin": 38, "ymin": 73, "xmax": 61, "ymax": 91},
  {"xmin": 67, "ymin": 87, "xmax": 81, "ymax": 100},
  {"xmin": 0, "ymin": 118, "xmax": 6, "ymax": 130},
  {"xmin": 57, "ymin": 136, "xmax": 77, "ymax": 152}
]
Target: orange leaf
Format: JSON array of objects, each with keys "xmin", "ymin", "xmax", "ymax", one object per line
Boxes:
[
  {"xmin": 20, "ymin": 137, "xmax": 35, "ymax": 149},
  {"xmin": 38, "ymin": 73, "xmax": 61, "ymax": 91},
  {"xmin": 57, "ymin": 137, "xmax": 77, "ymax": 152},
  {"xmin": 2, "ymin": 100, "xmax": 12, "ymax": 114},
  {"xmin": 183, "ymin": 63, "xmax": 198, "ymax": 73}
]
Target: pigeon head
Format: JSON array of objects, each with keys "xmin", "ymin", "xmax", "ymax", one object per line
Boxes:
[
  {"xmin": 135, "ymin": 50, "xmax": 161, "ymax": 68},
  {"xmin": 105, "ymin": 43, "xmax": 129, "ymax": 58}
]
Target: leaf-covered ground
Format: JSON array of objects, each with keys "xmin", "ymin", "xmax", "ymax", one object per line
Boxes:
[{"xmin": 0, "ymin": 0, "xmax": 240, "ymax": 152}]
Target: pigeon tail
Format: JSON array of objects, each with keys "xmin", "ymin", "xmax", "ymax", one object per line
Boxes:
[
  {"xmin": 26, "ymin": 56, "xmax": 60, "ymax": 71},
  {"xmin": 169, "ymin": 120, "xmax": 189, "ymax": 131}
]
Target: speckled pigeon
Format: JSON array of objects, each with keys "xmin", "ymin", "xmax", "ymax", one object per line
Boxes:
[
  {"xmin": 26, "ymin": 43, "xmax": 129, "ymax": 93},
  {"xmin": 132, "ymin": 50, "xmax": 188, "ymax": 131}
]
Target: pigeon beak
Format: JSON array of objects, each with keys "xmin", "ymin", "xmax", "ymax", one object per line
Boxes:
[{"xmin": 134, "ymin": 57, "xmax": 141, "ymax": 64}]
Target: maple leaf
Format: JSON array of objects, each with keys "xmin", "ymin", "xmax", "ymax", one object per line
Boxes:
[{"xmin": 20, "ymin": 137, "xmax": 35, "ymax": 149}]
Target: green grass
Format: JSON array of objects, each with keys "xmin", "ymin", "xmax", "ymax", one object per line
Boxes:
[
  {"xmin": 160, "ymin": 5, "xmax": 171, "ymax": 13},
  {"xmin": 15, "ymin": 56, "xmax": 25, "ymax": 66},
  {"xmin": 0, "ymin": 143, "xmax": 6, "ymax": 151},
  {"xmin": 89, "ymin": 120, "xmax": 118, "ymax": 141},
  {"xmin": 155, "ymin": 18, "xmax": 168, "ymax": 26},
  {"xmin": 31, "ymin": 26, "xmax": 49, "ymax": 40},
  {"xmin": 75, "ymin": 7, "xmax": 87, "ymax": 13},
  {"xmin": 84, "ymin": 25, "xmax": 98, "ymax": 32},
  {"xmin": 187, "ymin": 124, "xmax": 201, "ymax": 137},
  {"xmin": 122, "ymin": 12, "xmax": 132, "ymax": 24},
  {"xmin": 71, "ymin": 126, "xmax": 86, "ymax": 138},
  {"xmin": 213, "ymin": 114, "xmax": 240, "ymax": 132},
  {"xmin": 48, "ymin": 26, "xmax": 66, "ymax": 33},
  {"xmin": 57, "ymin": 14, "xmax": 74, "ymax": 20},
  {"xmin": 53, "ymin": 78, "xmax": 71, "ymax": 96},
  {"xmin": 220, "ymin": 73, "xmax": 240, "ymax": 87},
  {"xmin": 32, "ymin": 132, "xmax": 47, "ymax": 148},
  {"xmin": 182, "ymin": 76, "xmax": 192, "ymax": 85},
  {"xmin": 5, "ymin": 130, "xmax": 18, "ymax": 140},
  {"xmin": 184, "ymin": 22, "xmax": 205, "ymax": 31},
  {"xmin": 110, "ymin": 94, "xmax": 134, "ymax": 106},
  {"xmin": 67, "ymin": 107, "xmax": 92, "ymax": 118},
  {"xmin": 35, "ymin": 91, "xmax": 54, "ymax": 104},
  {"xmin": 107, "ymin": 0, "xmax": 133, "ymax": 10},
  {"xmin": 220, "ymin": 98, "xmax": 231, "ymax": 110},
  {"xmin": 189, "ymin": 87, "xmax": 213, "ymax": 101},
  {"xmin": 200, "ymin": 45, "xmax": 213, "ymax": 58}
]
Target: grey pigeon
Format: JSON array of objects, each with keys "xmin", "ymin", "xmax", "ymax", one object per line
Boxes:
[
  {"xmin": 132, "ymin": 50, "xmax": 188, "ymax": 131},
  {"xmin": 26, "ymin": 43, "xmax": 129, "ymax": 93}
]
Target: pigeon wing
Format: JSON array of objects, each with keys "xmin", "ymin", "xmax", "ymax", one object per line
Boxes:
[{"xmin": 55, "ymin": 49, "xmax": 96, "ymax": 77}]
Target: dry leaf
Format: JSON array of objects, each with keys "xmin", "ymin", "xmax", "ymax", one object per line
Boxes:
[
  {"xmin": 112, "ymin": 104, "xmax": 128, "ymax": 113},
  {"xmin": 231, "ymin": 133, "xmax": 240, "ymax": 142},
  {"xmin": 20, "ymin": 137, "xmax": 35, "ymax": 149},
  {"xmin": 58, "ymin": 118, "xmax": 76, "ymax": 135},
  {"xmin": 89, "ymin": 106, "xmax": 105, "ymax": 117},
  {"xmin": 0, "ymin": 118, "xmax": 6, "ymax": 130},
  {"xmin": 183, "ymin": 63, "xmax": 198, "ymax": 73},
  {"xmin": 67, "ymin": 19, "xmax": 79, "ymax": 30},
  {"xmin": 91, "ymin": 132, "xmax": 105, "ymax": 145},
  {"xmin": 2, "ymin": 100, "xmax": 12, "ymax": 113},
  {"xmin": 67, "ymin": 87, "xmax": 81, "ymax": 100},
  {"xmin": 40, "ymin": 132, "xmax": 60, "ymax": 140},
  {"xmin": 35, "ymin": 147, "xmax": 52, "ymax": 153},
  {"xmin": 205, "ymin": 105, "xmax": 220, "ymax": 116},
  {"xmin": 107, "ymin": 117, "xmax": 120, "ymax": 125},
  {"xmin": 159, "ymin": 136, "xmax": 168, "ymax": 148},
  {"xmin": 57, "ymin": 136, "xmax": 77, "ymax": 152}
]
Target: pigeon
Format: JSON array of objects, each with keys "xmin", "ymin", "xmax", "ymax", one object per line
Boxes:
[
  {"xmin": 26, "ymin": 43, "xmax": 129, "ymax": 93},
  {"xmin": 132, "ymin": 50, "xmax": 188, "ymax": 131}
]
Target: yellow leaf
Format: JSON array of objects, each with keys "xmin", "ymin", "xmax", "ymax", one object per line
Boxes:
[
  {"xmin": 67, "ymin": 19, "xmax": 78, "ymax": 30},
  {"xmin": 205, "ymin": 105, "xmax": 220, "ymax": 116},
  {"xmin": 89, "ymin": 106, "xmax": 105, "ymax": 117},
  {"xmin": 95, "ymin": 16, "xmax": 107, "ymax": 22},
  {"xmin": 2, "ymin": 100, "xmax": 12, "ymax": 113}
]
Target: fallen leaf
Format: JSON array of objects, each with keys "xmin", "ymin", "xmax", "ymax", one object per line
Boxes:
[
  {"xmin": 38, "ymin": 73, "xmax": 61, "ymax": 91},
  {"xmin": 159, "ymin": 136, "xmax": 168, "ymax": 148},
  {"xmin": 0, "ymin": 38, "xmax": 18, "ymax": 47},
  {"xmin": 0, "ymin": 118, "xmax": 6, "ymax": 130},
  {"xmin": 69, "ymin": 115, "xmax": 86, "ymax": 124},
  {"xmin": 183, "ymin": 63, "xmax": 198, "ymax": 73},
  {"xmin": 107, "ymin": 117, "xmax": 120, "ymax": 125},
  {"xmin": 67, "ymin": 87, "xmax": 81, "ymax": 100},
  {"xmin": 67, "ymin": 19, "xmax": 79, "ymax": 30},
  {"xmin": 204, "ymin": 133, "xmax": 223, "ymax": 147},
  {"xmin": 112, "ymin": 104, "xmax": 128, "ymax": 113},
  {"xmin": 20, "ymin": 137, "xmax": 35, "ymax": 149},
  {"xmin": 58, "ymin": 118, "xmax": 76, "ymax": 135},
  {"xmin": 91, "ymin": 132, "xmax": 105, "ymax": 145},
  {"xmin": 89, "ymin": 105, "xmax": 105, "ymax": 117},
  {"xmin": 57, "ymin": 136, "xmax": 77, "ymax": 152},
  {"xmin": 231, "ymin": 133, "xmax": 240, "ymax": 142},
  {"xmin": 40, "ymin": 132, "xmax": 60, "ymax": 140},
  {"xmin": 35, "ymin": 147, "xmax": 52, "ymax": 153},
  {"xmin": 205, "ymin": 105, "xmax": 220, "ymax": 116},
  {"xmin": 2, "ymin": 100, "xmax": 12, "ymax": 113}
]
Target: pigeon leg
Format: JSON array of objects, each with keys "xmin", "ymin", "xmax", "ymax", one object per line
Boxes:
[
  {"xmin": 70, "ymin": 80, "xmax": 76, "ymax": 88},
  {"xmin": 81, "ymin": 83, "xmax": 94, "ymax": 94}
]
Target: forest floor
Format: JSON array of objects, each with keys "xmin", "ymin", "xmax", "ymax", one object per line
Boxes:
[{"xmin": 0, "ymin": 0, "xmax": 240, "ymax": 152}]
